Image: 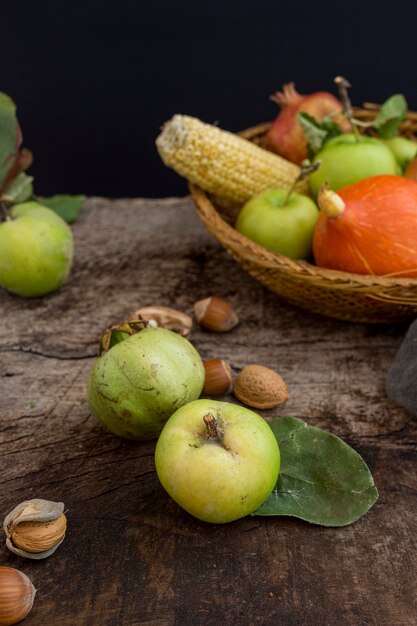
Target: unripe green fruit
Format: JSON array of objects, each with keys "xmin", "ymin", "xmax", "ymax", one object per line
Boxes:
[
  {"xmin": 0, "ymin": 201, "xmax": 73, "ymax": 297},
  {"xmin": 87, "ymin": 327, "xmax": 205, "ymax": 440}
]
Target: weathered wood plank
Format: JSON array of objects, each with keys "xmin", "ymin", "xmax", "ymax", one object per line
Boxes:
[{"xmin": 1, "ymin": 197, "xmax": 416, "ymax": 625}]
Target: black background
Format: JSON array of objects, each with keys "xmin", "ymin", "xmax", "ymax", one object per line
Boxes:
[{"xmin": 2, "ymin": 0, "xmax": 417, "ymax": 198}]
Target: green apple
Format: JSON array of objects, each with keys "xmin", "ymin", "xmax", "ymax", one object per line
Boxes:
[
  {"xmin": 235, "ymin": 188, "xmax": 318, "ymax": 259},
  {"xmin": 310, "ymin": 134, "xmax": 399, "ymax": 196},
  {"xmin": 0, "ymin": 201, "xmax": 73, "ymax": 297},
  {"xmin": 383, "ymin": 136, "xmax": 417, "ymax": 172},
  {"xmin": 87, "ymin": 327, "xmax": 205, "ymax": 440},
  {"xmin": 155, "ymin": 399, "xmax": 280, "ymax": 523}
]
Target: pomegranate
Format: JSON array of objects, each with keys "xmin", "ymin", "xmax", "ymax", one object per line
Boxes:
[{"xmin": 265, "ymin": 83, "xmax": 350, "ymax": 164}]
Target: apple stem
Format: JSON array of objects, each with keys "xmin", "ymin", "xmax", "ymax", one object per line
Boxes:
[
  {"xmin": 334, "ymin": 75, "xmax": 360, "ymax": 143},
  {"xmin": 284, "ymin": 160, "xmax": 321, "ymax": 205},
  {"xmin": 203, "ymin": 413, "xmax": 220, "ymax": 441},
  {"xmin": 0, "ymin": 201, "xmax": 10, "ymax": 222}
]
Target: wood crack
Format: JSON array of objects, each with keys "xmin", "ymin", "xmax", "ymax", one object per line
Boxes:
[{"xmin": 0, "ymin": 347, "xmax": 96, "ymax": 360}]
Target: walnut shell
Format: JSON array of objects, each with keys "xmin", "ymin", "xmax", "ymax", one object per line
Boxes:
[{"xmin": 233, "ymin": 364, "xmax": 289, "ymax": 409}]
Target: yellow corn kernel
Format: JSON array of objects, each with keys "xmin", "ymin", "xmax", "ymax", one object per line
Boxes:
[{"xmin": 156, "ymin": 115, "xmax": 309, "ymax": 203}]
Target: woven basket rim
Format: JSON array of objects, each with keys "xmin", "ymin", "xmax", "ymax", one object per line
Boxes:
[
  {"xmin": 190, "ymin": 184, "xmax": 417, "ymax": 291},
  {"xmin": 190, "ymin": 109, "xmax": 417, "ymax": 292}
]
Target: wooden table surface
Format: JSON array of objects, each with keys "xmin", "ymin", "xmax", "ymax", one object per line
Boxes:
[{"xmin": 1, "ymin": 196, "xmax": 417, "ymax": 626}]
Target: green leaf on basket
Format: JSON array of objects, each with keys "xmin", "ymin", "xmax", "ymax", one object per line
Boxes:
[
  {"xmin": 373, "ymin": 94, "xmax": 407, "ymax": 138},
  {"xmin": 1, "ymin": 172, "xmax": 34, "ymax": 204},
  {"xmin": 37, "ymin": 194, "xmax": 86, "ymax": 223},
  {"xmin": 0, "ymin": 92, "xmax": 21, "ymax": 190},
  {"xmin": 254, "ymin": 416, "xmax": 378, "ymax": 526},
  {"xmin": 298, "ymin": 112, "xmax": 342, "ymax": 156}
]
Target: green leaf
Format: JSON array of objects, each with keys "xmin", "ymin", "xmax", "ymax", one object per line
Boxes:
[
  {"xmin": 0, "ymin": 92, "xmax": 20, "ymax": 189},
  {"xmin": 373, "ymin": 94, "xmax": 407, "ymax": 139},
  {"xmin": 298, "ymin": 112, "xmax": 342, "ymax": 156},
  {"xmin": 37, "ymin": 194, "xmax": 86, "ymax": 223},
  {"xmin": 298, "ymin": 113, "xmax": 328, "ymax": 154},
  {"xmin": 1, "ymin": 172, "xmax": 33, "ymax": 204},
  {"xmin": 254, "ymin": 416, "xmax": 378, "ymax": 526}
]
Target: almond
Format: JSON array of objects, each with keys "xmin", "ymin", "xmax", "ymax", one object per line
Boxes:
[{"xmin": 233, "ymin": 364, "xmax": 289, "ymax": 409}]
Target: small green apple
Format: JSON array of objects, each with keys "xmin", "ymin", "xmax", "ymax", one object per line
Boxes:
[
  {"xmin": 0, "ymin": 201, "xmax": 73, "ymax": 297},
  {"xmin": 383, "ymin": 136, "xmax": 417, "ymax": 172},
  {"xmin": 155, "ymin": 399, "xmax": 280, "ymax": 523},
  {"xmin": 310, "ymin": 134, "xmax": 399, "ymax": 196},
  {"xmin": 87, "ymin": 327, "xmax": 205, "ymax": 440},
  {"xmin": 235, "ymin": 187, "xmax": 318, "ymax": 259}
]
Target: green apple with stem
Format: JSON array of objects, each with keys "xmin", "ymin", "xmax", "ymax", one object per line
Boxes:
[
  {"xmin": 309, "ymin": 76, "xmax": 404, "ymax": 196},
  {"xmin": 235, "ymin": 162, "xmax": 319, "ymax": 259},
  {"xmin": 0, "ymin": 200, "xmax": 73, "ymax": 297},
  {"xmin": 155, "ymin": 399, "xmax": 280, "ymax": 523},
  {"xmin": 310, "ymin": 133, "xmax": 399, "ymax": 196}
]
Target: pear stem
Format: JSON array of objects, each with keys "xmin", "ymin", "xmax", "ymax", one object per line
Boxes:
[
  {"xmin": 0, "ymin": 201, "xmax": 10, "ymax": 222},
  {"xmin": 203, "ymin": 413, "xmax": 220, "ymax": 441}
]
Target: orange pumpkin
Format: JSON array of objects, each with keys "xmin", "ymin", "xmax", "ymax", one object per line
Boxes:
[{"xmin": 313, "ymin": 175, "xmax": 417, "ymax": 277}]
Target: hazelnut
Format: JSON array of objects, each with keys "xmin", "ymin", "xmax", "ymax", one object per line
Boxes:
[
  {"xmin": 0, "ymin": 566, "xmax": 36, "ymax": 626},
  {"xmin": 202, "ymin": 358, "xmax": 233, "ymax": 396},
  {"xmin": 4, "ymin": 499, "xmax": 67, "ymax": 560},
  {"xmin": 193, "ymin": 296, "xmax": 239, "ymax": 332},
  {"xmin": 233, "ymin": 364, "xmax": 289, "ymax": 409},
  {"xmin": 132, "ymin": 306, "xmax": 192, "ymax": 337}
]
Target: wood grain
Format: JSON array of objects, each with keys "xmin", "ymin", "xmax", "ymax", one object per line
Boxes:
[{"xmin": 1, "ymin": 196, "xmax": 416, "ymax": 625}]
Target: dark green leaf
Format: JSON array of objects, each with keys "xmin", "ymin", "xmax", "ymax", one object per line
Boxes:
[
  {"xmin": 298, "ymin": 113, "xmax": 328, "ymax": 154},
  {"xmin": 254, "ymin": 416, "xmax": 378, "ymax": 526},
  {"xmin": 0, "ymin": 92, "xmax": 20, "ymax": 189},
  {"xmin": 373, "ymin": 94, "xmax": 407, "ymax": 139},
  {"xmin": 37, "ymin": 194, "xmax": 86, "ymax": 223},
  {"xmin": 298, "ymin": 112, "xmax": 342, "ymax": 156},
  {"xmin": 2, "ymin": 172, "xmax": 33, "ymax": 204}
]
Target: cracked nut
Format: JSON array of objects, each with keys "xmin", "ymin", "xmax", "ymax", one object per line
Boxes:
[
  {"xmin": 132, "ymin": 306, "xmax": 192, "ymax": 337},
  {"xmin": 233, "ymin": 364, "xmax": 289, "ymax": 409},
  {"xmin": 0, "ymin": 566, "xmax": 36, "ymax": 626},
  {"xmin": 193, "ymin": 296, "xmax": 239, "ymax": 332},
  {"xmin": 4, "ymin": 499, "xmax": 67, "ymax": 560},
  {"xmin": 202, "ymin": 358, "xmax": 233, "ymax": 396}
]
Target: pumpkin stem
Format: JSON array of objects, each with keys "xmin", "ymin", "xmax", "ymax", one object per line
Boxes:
[{"xmin": 318, "ymin": 182, "xmax": 345, "ymax": 218}]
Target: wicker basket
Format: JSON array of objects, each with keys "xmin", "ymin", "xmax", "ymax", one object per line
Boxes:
[{"xmin": 190, "ymin": 106, "xmax": 417, "ymax": 324}]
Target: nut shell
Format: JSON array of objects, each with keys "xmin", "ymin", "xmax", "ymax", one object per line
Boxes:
[
  {"xmin": 233, "ymin": 364, "xmax": 289, "ymax": 409},
  {"xmin": 202, "ymin": 358, "xmax": 233, "ymax": 396},
  {"xmin": 132, "ymin": 306, "xmax": 192, "ymax": 337},
  {"xmin": 4, "ymin": 499, "xmax": 66, "ymax": 560},
  {"xmin": 0, "ymin": 566, "xmax": 36, "ymax": 626},
  {"xmin": 193, "ymin": 296, "xmax": 239, "ymax": 332}
]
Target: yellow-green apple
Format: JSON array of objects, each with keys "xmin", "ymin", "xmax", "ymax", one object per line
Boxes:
[
  {"xmin": 310, "ymin": 134, "xmax": 398, "ymax": 196},
  {"xmin": 383, "ymin": 136, "xmax": 417, "ymax": 172},
  {"xmin": 235, "ymin": 188, "xmax": 318, "ymax": 259},
  {"xmin": 0, "ymin": 201, "xmax": 73, "ymax": 297},
  {"xmin": 155, "ymin": 399, "xmax": 280, "ymax": 523}
]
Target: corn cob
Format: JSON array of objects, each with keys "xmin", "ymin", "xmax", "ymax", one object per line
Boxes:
[{"xmin": 156, "ymin": 115, "xmax": 309, "ymax": 203}]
